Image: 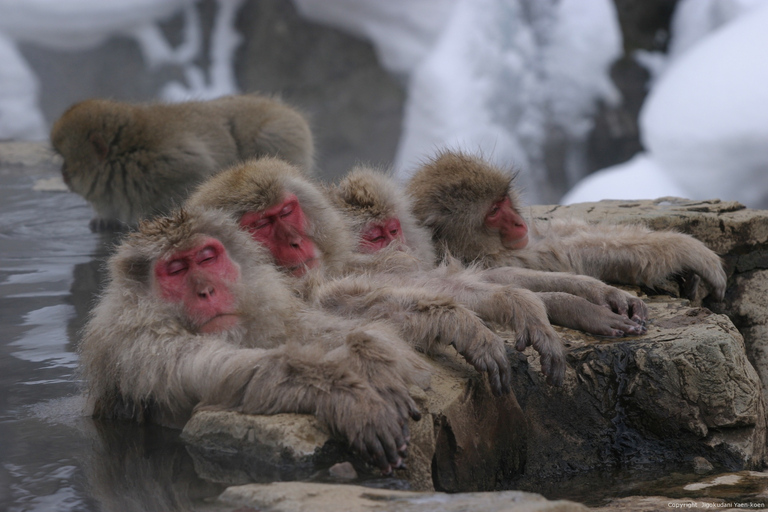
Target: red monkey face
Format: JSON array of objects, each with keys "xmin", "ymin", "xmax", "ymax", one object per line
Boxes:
[
  {"xmin": 154, "ymin": 237, "xmax": 241, "ymax": 334},
  {"xmin": 485, "ymin": 196, "xmax": 529, "ymax": 250},
  {"xmin": 239, "ymin": 194, "xmax": 319, "ymax": 276},
  {"xmin": 359, "ymin": 218, "xmax": 405, "ymax": 253}
]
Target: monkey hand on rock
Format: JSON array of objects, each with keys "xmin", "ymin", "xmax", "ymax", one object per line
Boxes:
[
  {"xmin": 407, "ymin": 150, "xmax": 728, "ymax": 302},
  {"xmin": 238, "ymin": 349, "xmax": 419, "ymax": 475}
]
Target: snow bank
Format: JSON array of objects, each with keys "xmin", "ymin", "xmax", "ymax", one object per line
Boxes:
[
  {"xmin": 393, "ymin": 0, "xmax": 621, "ymax": 203},
  {"xmin": 641, "ymin": 2, "xmax": 768, "ymax": 208}
]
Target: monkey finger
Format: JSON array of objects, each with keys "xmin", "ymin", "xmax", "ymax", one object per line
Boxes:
[
  {"xmin": 365, "ymin": 435, "xmax": 392, "ymax": 475},
  {"xmin": 515, "ymin": 336, "xmax": 530, "ymax": 352},
  {"xmin": 401, "ymin": 422, "xmax": 411, "ymax": 447},
  {"xmin": 628, "ymin": 298, "xmax": 649, "ymax": 322},
  {"xmin": 487, "ymin": 361, "xmax": 504, "ymax": 397}
]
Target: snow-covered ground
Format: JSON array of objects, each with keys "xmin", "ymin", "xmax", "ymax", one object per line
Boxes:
[
  {"xmin": 563, "ymin": 0, "xmax": 768, "ymax": 208},
  {"xmin": 1, "ymin": 0, "xmax": 766, "ymax": 207}
]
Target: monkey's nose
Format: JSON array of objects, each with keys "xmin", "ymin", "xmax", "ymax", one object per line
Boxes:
[{"xmin": 197, "ymin": 286, "xmax": 215, "ymax": 299}]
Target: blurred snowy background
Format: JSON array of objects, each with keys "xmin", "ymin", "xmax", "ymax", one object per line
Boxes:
[{"xmin": 0, "ymin": 0, "xmax": 766, "ymax": 207}]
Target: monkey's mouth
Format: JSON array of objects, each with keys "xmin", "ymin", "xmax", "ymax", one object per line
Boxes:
[
  {"xmin": 199, "ymin": 313, "xmax": 240, "ymax": 334},
  {"xmin": 288, "ymin": 257, "xmax": 319, "ymax": 277},
  {"xmin": 502, "ymin": 234, "xmax": 529, "ymax": 250}
]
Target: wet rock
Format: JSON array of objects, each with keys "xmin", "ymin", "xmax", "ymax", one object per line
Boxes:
[
  {"xmin": 693, "ymin": 456, "xmax": 715, "ymax": 475},
  {"xmin": 182, "ymin": 354, "xmax": 528, "ymax": 492},
  {"xmin": 217, "ymin": 481, "xmax": 589, "ymax": 512},
  {"xmin": 328, "ymin": 461, "xmax": 357, "ymax": 480},
  {"xmin": 0, "ymin": 141, "xmax": 60, "ymax": 173},
  {"xmin": 509, "ymin": 295, "xmax": 766, "ymax": 484},
  {"xmin": 591, "ymin": 470, "xmax": 768, "ymax": 511}
]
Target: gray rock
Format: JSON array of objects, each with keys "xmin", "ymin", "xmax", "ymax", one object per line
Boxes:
[
  {"xmin": 182, "ymin": 354, "xmax": 528, "ymax": 492},
  {"xmin": 217, "ymin": 481, "xmax": 590, "ymax": 512}
]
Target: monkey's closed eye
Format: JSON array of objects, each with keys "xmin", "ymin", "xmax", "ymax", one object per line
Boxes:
[
  {"xmin": 197, "ymin": 246, "xmax": 219, "ymax": 265},
  {"xmin": 249, "ymin": 219, "xmax": 271, "ymax": 231},
  {"xmin": 166, "ymin": 260, "xmax": 188, "ymax": 276}
]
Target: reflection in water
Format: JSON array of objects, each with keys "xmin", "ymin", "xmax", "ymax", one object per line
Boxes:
[{"xmin": 0, "ymin": 167, "xmax": 224, "ymax": 511}]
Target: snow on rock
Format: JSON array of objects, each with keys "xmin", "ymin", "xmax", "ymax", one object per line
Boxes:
[
  {"xmin": 0, "ymin": 33, "xmax": 46, "ymax": 140},
  {"xmin": 392, "ymin": 0, "xmax": 621, "ymax": 204},
  {"xmin": 561, "ymin": 154, "xmax": 687, "ymax": 204},
  {"xmin": 640, "ymin": 3, "xmax": 768, "ymax": 208},
  {"xmin": 293, "ymin": 0, "xmax": 456, "ymax": 77},
  {"xmin": 0, "ymin": 0, "xmax": 187, "ymax": 50}
]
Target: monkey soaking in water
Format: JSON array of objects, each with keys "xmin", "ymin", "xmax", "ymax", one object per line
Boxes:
[
  {"xmin": 51, "ymin": 94, "xmax": 314, "ymax": 231},
  {"xmin": 78, "ymin": 206, "xmax": 428, "ymax": 473},
  {"xmin": 186, "ymin": 158, "xmax": 585, "ymax": 387}
]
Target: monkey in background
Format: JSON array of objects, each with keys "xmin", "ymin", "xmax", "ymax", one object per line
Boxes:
[
  {"xmin": 79, "ymin": 206, "xmax": 427, "ymax": 473},
  {"xmin": 186, "ymin": 157, "xmax": 580, "ymax": 387},
  {"xmin": 51, "ymin": 94, "xmax": 314, "ymax": 231},
  {"xmin": 406, "ymin": 150, "xmax": 727, "ymax": 301},
  {"xmin": 330, "ymin": 165, "xmax": 649, "ymax": 338}
]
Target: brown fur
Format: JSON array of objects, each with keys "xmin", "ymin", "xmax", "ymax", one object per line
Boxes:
[
  {"xmin": 187, "ymin": 157, "xmax": 356, "ymax": 277},
  {"xmin": 187, "ymin": 158, "xmax": 565, "ymax": 387},
  {"xmin": 407, "ymin": 150, "xmax": 727, "ymax": 301},
  {"xmin": 51, "ymin": 94, "xmax": 314, "ymax": 230},
  {"xmin": 78, "ymin": 207, "xmax": 429, "ymax": 472},
  {"xmin": 330, "ymin": 165, "xmax": 437, "ymax": 265},
  {"xmin": 331, "ymin": 162, "xmax": 647, "ymax": 338}
]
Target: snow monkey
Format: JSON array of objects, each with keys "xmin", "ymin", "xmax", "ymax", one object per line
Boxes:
[
  {"xmin": 187, "ymin": 157, "xmax": 565, "ymax": 388},
  {"xmin": 78, "ymin": 207, "xmax": 428, "ymax": 474},
  {"xmin": 406, "ymin": 150, "xmax": 727, "ymax": 301},
  {"xmin": 330, "ymin": 165, "xmax": 649, "ymax": 338},
  {"xmin": 51, "ymin": 94, "xmax": 314, "ymax": 231}
]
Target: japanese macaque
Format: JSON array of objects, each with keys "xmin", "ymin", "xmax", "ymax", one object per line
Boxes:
[
  {"xmin": 330, "ymin": 166, "xmax": 649, "ymax": 338},
  {"xmin": 406, "ymin": 151, "xmax": 727, "ymax": 301},
  {"xmin": 79, "ymin": 207, "xmax": 428, "ymax": 473},
  {"xmin": 187, "ymin": 157, "xmax": 565, "ymax": 387},
  {"xmin": 51, "ymin": 94, "xmax": 314, "ymax": 231}
]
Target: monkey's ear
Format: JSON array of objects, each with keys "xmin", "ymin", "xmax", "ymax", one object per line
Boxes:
[{"xmin": 89, "ymin": 133, "xmax": 109, "ymax": 161}]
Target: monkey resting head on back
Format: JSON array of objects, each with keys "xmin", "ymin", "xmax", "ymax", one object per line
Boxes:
[
  {"xmin": 187, "ymin": 157, "xmax": 572, "ymax": 388},
  {"xmin": 78, "ymin": 206, "xmax": 428, "ymax": 473},
  {"xmin": 406, "ymin": 150, "xmax": 727, "ymax": 301},
  {"xmin": 51, "ymin": 94, "xmax": 314, "ymax": 231},
  {"xmin": 331, "ymin": 165, "xmax": 651, "ymax": 339}
]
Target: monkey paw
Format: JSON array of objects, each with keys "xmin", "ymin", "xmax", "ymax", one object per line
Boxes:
[
  {"xmin": 514, "ymin": 321, "xmax": 565, "ymax": 387},
  {"xmin": 345, "ymin": 399, "xmax": 419, "ymax": 475},
  {"xmin": 455, "ymin": 330, "xmax": 512, "ymax": 397}
]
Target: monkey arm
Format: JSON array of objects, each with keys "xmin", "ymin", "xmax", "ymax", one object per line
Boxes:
[
  {"xmin": 450, "ymin": 284, "xmax": 565, "ymax": 387},
  {"xmin": 536, "ymin": 292, "xmax": 646, "ymax": 337},
  {"xmin": 478, "ymin": 267, "xmax": 648, "ymax": 323},
  {"xmin": 309, "ymin": 276, "xmax": 511, "ymax": 396},
  {"xmin": 230, "ymin": 342, "xmax": 418, "ymax": 474},
  {"xmin": 519, "ymin": 220, "xmax": 726, "ymax": 300}
]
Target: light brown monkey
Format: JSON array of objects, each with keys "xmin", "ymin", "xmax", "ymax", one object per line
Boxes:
[
  {"xmin": 187, "ymin": 157, "xmax": 565, "ymax": 387},
  {"xmin": 79, "ymin": 206, "xmax": 428, "ymax": 473},
  {"xmin": 51, "ymin": 94, "xmax": 314, "ymax": 231},
  {"xmin": 331, "ymin": 165, "xmax": 648, "ymax": 338},
  {"xmin": 406, "ymin": 150, "xmax": 727, "ymax": 301}
]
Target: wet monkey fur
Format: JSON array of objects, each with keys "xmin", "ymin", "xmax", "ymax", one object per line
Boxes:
[
  {"xmin": 406, "ymin": 150, "xmax": 727, "ymax": 301},
  {"xmin": 78, "ymin": 207, "xmax": 428, "ymax": 473},
  {"xmin": 188, "ymin": 158, "xmax": 566, "ymax": 387},
  {"xmin": 331, "ymin": 165, "xmax": 649, "ymax": 338},
  {"xmin": 51, "ymin": 94, "xmax": 314, "ymax": 231}
]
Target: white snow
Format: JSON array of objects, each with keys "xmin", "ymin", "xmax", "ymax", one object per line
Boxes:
[
  {"xmin": 293, "ymin": 0, "xmax": 456, "ymax": 78},
  {"xmin": 392, "ymin": 0, "xmax": 622, "ymax": 203},
  {"xmin": 0, "ymin": 0, "xmax": 242, "ymax": 141},
  {"xmin": 561, "ymin": 154, "xmax": 686, "ymax": 204},
  {"xmin": 565, "ymin": 0, "xmax": 768, "ymax": 208}
]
